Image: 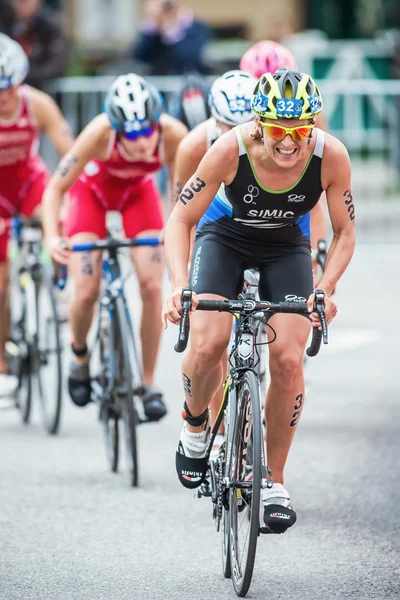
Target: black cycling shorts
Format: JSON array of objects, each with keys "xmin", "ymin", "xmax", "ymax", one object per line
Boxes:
[{"xmin": 189, "ymin": 232, "xmax": 313, "ymax": 303}]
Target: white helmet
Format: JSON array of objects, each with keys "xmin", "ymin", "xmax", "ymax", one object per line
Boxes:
[
  {"xmin": 208, "ymin": 70, "xmax": 257, "ymax": 126},
  {"xmin": 0, "ymin": 34, "xmax": 29, "ymax": 90},
  {"xmin": 105, "ymin": 73, "xmax": 163, "ymax": 132}
]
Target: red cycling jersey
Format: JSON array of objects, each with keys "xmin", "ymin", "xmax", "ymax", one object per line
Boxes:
[
  {"xmin": 64, "ymin": 130, "xmax": 165, "ymax": 239},
  {"xmin": 0, "ymin": 85, "xmax": 49, "ymax": 261}
]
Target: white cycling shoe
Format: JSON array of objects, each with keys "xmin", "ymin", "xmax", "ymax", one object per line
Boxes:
[
  {"xmin": 260, "ymin": 482, "xmax": 297, "ymax": 534},
  {"xmin": 175, "ymin": 414, "xmax": 211, "ymax": 489}
]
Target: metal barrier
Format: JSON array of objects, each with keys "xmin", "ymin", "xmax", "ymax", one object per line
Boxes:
[{"xmin": 40, "ymin": 76, "xmax": 400, "ymax": 240}]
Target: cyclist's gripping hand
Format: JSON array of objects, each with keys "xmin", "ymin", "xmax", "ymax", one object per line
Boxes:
[
  {"xmin": 307, "ymin": 291, "xmax": 337, "ymax": 329},
  {"xmin": 47, "ymin": 236, "xmax": 70, "ymax": 266},
  {"xmin": 162, "ymin": 286, "xmax": 199, "ymax": 328}
]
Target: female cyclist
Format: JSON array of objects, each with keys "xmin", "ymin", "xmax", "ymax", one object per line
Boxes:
[
  {"xmin": 240, "ymin": 40, "xmax": 328, "ymax": 279},
  {"xmin": 0, "ymin": 33, "xmax": 73, "ymax": 398},
  {"xmin": 43, "ymin": 73, "xmax": 187, "ymax": 419},
  {"xmin": 163, "ymin": 68, "xmax": 355, "ymax": 533}
]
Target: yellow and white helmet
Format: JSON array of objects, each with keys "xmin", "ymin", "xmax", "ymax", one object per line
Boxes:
[{"xmin": 251, "ymin": 67, "xmax": 323, "ymax": 120}]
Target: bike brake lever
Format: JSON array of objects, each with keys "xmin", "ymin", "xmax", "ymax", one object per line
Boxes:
[{"xmin": 314, "ymin": 288, "xmax": 328, "ymax": 344}]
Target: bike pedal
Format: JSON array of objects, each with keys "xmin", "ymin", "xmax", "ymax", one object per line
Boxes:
[
  {"xmin": 259, "ymin": 525, "xmax": 286, "ymax": 535},
  {"xmin": 197, "ymin": 481, "xmax": 211, "ymax": 498}
]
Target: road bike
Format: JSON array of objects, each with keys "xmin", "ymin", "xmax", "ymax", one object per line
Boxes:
[
  {"xmin": 62, "ymin": 232, "xmax": 162, "ymax": 487},
  {"xmin": 175, "ymin": 288, "xmax": 327, "ymax": 597},
  {"xmin": 6, "ymin": 216, "xmax": 63, "ymax": 434}
]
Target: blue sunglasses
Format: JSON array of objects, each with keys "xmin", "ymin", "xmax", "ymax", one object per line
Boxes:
[{"xmin": 122, "ymin": 126, "xmax": 156, "ymax": 141}]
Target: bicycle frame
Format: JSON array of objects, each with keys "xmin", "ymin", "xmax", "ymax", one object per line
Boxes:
[
  {"xmin": 92, "ymin": 245, "xmax": 141, "ymax": 405},
  {"xmin": 207, "ymin": 302, "xmax": 269, "ymax": 496},
  {"xmin": 68, "ymin": 234, "xmax": 162, "ymax": 406}
]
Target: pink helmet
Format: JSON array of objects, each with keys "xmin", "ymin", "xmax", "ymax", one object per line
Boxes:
[{"xmin": 240, "ymin": 40, "xmax": 298, "ymax": 79}]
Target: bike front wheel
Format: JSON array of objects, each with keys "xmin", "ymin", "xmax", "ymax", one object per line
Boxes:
[
  {"xmin": 115, "ymin": 297, "xmax": 139, "ymax": 487},
  {"xmin": 35, "ymin": 269, "xmax": 63, "ymax": 434},
  {"xmin": 13, "ymin": 279, "xmax": 32, "ymax": 424},
  {"xmin": 229, "ymin": 370, "xmax": 262, "ymax": 597}
]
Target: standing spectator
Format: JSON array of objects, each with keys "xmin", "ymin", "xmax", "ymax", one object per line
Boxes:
[
  {"xmin": 0, "ymin": 0, "xmax": 70, "ymax": 89},
  {"xmin": 132, "ymin": 0, "xmax": 211, "ymax": 75},
  {"xmin": 0, "ymin": 1, "xmax": 15, "ymax": 36}
]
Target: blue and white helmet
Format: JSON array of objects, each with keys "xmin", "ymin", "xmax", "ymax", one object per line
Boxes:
[
  {"xmin": 105, "ymin": 73, "xmax": 163, "ymax": 132},
  {"xmin": 0, "ymin": 34, "xmax": 29, "ymax": 90},
  {"xmin": 208, "ymin": 70, "xmax": 256, "ymax": 126}
]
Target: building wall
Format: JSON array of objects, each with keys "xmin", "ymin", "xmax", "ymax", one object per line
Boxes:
[
  {"xmin": 65, "ymin": 0, "xmax": 305, "ymax": 44},
  {"xmin": 184, "ymin": 0, "xmax": 306, "ymax": 41}
]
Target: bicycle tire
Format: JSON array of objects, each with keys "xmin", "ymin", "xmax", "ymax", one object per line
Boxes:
[
  {"xmin": 15, "ymin": 283, "xmax": 32, "ymax": 424},
  {"xmin": 221, "ymin": 397, "xmax": 231, "ymax": 579},
  {"xmin": 35, "ymin": 269, "xmax": 63, "ymax": 435},
  {"xmin": 18, "ymin": 351, "xmax": 32, "ymax": 424},
  {"xmin": 222, "ymin": 502, "xmax": 231, "ymax": 578},
  {"xmin": 229, "ymin": 370, "xmax": 261, "ymax": 597},
  {"xmin": 96, "ymin": 302, "xmax": 120, "ymax": 474},
  {"xmin": 103, "ymin": 405, "xmax": 119, "ymax": 473},
  {"xmin": 114, "ymin": 297, "xmax": 139, "ymax": 487}
]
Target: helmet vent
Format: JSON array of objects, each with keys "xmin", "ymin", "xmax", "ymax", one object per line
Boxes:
[
  {"xmin": 306, "ymin": 79, "xmax": 315, "ymax": 96},
  {"xmin": 283, "ymin": 81, "xmax": 293, "ymax": 99}
]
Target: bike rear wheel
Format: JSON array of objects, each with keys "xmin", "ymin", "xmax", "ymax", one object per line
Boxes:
[
  {"xmin": 229, "ymin": 370, "xmax": 261, "ymax": 597},
  {"xmin": 114, "ymin": 297, "xmax": 139, "ymax": 487}
]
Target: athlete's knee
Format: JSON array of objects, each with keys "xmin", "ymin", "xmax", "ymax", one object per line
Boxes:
[
  {"xmin": 140, "ymin": 277, "xmax": 162, "ymax": 303},
  {"xmin": 0, "ymin": 285, "xmax": 8, "ymax": 308},
  {"xmin": 269, "ymin": 346, "xmax": 304, "ymax": 387},
  {"xmin": 188, "ymin": 332, "xmax": 229, "ymax": 375},
  {"xmin": 73, "ymin": 280, "xmax": 100, "ymax": 308},
  {"xmin": 0, "ymin": 267, "xmax": 9, "ymax": 305}
]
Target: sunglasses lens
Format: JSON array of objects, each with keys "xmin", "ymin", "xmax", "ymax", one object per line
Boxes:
[
  {"xmin": 265, "ymin": 126, "xmax": 286, "ymax": 141},
  {"xmin": 123, "ymin": 127, "xmax": 155, "ymax": 140},
  {"xmin": 291, "ymin": 127, "xmax": 312, "ymax": 141}
]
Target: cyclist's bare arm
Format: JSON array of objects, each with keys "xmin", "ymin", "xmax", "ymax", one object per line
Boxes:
[
  {"xmin": 159, "ymin": 113, "xmax": 188, "ymax": 200},
  {"xmin": 319, "ymin": 134, "xmax": 355, "ymax": 296},
  {"xmin": 42, "ymin": 114, "xmax": 111, "ymax": 256},
  {"xmin": 166, "ymin": 129, "xmax": 239, "ymax": 293},
  {"xmin": 172, "ymin": 121, "xmax": 208, "ymax": 211},
  {"xmin": 31, "ymin": 88, "xmax": 74, "ymax": 156}
]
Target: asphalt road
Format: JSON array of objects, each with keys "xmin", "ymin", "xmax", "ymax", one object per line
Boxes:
[{"xmin": 1, "ymin": 242, "xmax": 399, "ymax": 600}]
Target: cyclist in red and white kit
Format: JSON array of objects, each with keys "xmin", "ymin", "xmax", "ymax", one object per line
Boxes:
[
  {"xmin": 0, "ymin": 34, "xmax": 73, "ymax": 397},
  {"xmin": 43, "ymin": 74, "xmax": 187, "ymax": 419}
]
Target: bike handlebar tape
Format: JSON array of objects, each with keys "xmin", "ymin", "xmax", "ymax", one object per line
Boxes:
[{"xmin": 306, "ymin": 327, "xmax": 323, "ymax": 357}]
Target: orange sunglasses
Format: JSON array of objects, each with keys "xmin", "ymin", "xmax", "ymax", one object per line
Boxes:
[{"xmin": 260, "ymin": 122, "xmax": 314, "ymax": 142}]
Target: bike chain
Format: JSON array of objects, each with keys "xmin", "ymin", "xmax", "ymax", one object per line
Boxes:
[{"xmin": 216, "ymin": 452, "xmax": 224, "ymax": 532}]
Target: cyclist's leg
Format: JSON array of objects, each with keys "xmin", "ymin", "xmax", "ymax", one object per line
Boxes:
[
  {"xmin": 123, "ymin": 177, "xmax": 166, "ymax": 420},
  {"xmin": 259, "ymin": 248, "xmax": 313, "ymax": 531},
  {"xmin": 176, "ymin": 235, "xmax": 243, "ymax": 488},
  {"xmin": 0, "ymin": 255, "xmax": 10, "ymax": 372},
  {"xmin": 19, "ymin": 169, "xmax": 50, "ymax": 220},
  {"xmin": 63, "ymin": 182, "xmax": 105, "ymax": 406},
  {"xmin": 208, "ymin": 348, "xmax": 227, "ymax": 459},
  {"xmin": 0, "ymin": 198, "xmax": 15, "ymax": 394}
]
